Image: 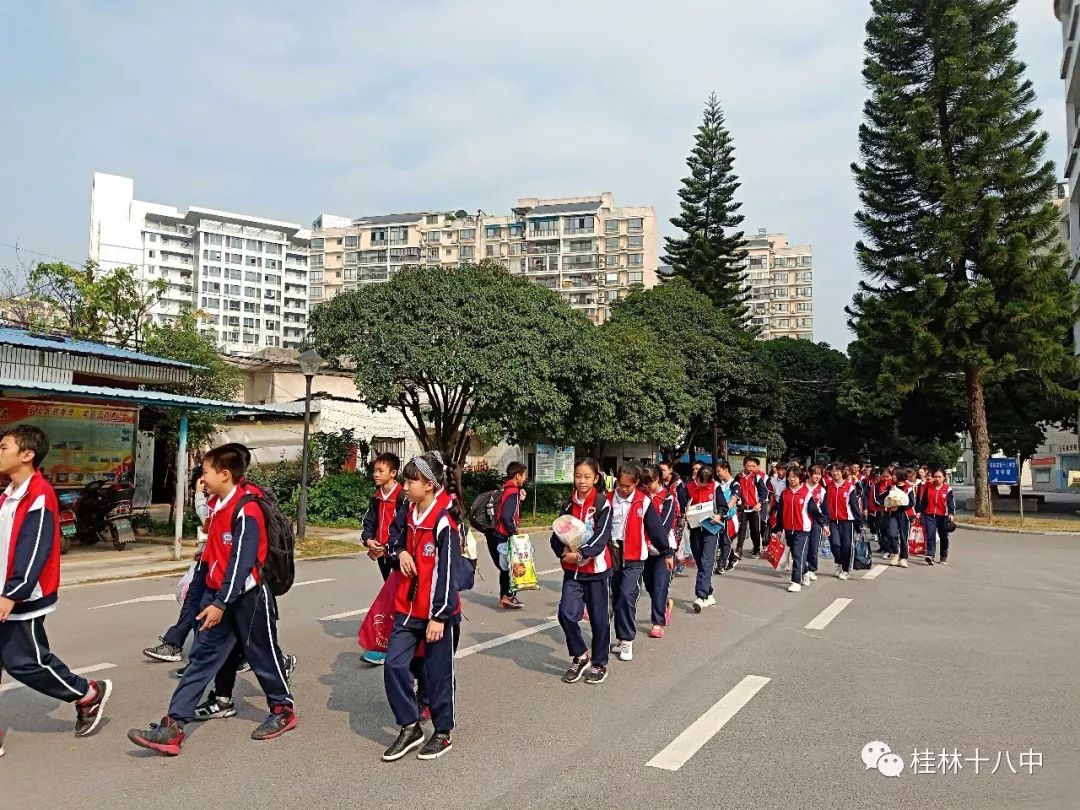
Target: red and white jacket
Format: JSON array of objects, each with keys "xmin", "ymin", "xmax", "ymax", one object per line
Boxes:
[
  {"xmin": 0, "ymin": 470, "xmax": 62, "ymax": 619},
  {"xmin": 686, "ymin": 480, "xmax": 717, "ymax": 506},
  {"xmin": 607, "ymin": 487, "xmax": 669, "ymax": 562},
  {"xmin": 917, "ymin": 483, "xmax": 955, "ymax": 517},
  {"xmin": 550, "ymin": 488, "xmax": 613, "ymax": 578},
  {"xmin": 650, "ymin": 486, "xmax": 678, "ymax": 554},
  {"xmin": 826, "ymin": 479, "xmax": 862, "ymax": 522},
  {"xmin": 772, "ymin": 483, "xmax": 826, "ymax": 533},
  {"xmin": 392, "ymin": 489, "xmax": 461, "ymax": 623},
  {"xmin": 203, "ymin": 482, "xmax": 268, "ymax": 608}
]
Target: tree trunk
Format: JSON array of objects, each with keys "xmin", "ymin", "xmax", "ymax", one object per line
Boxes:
[
  {"xmin": 966, "ymin": 367, "xmax": 992, "ymax": 518},
  {"xmin": 711, "ymin": 423, "xmax": 720, "ymax": 465},
  {"xmin": 719, "ymin": 434, "xmax": 729, "ymax": 462}
]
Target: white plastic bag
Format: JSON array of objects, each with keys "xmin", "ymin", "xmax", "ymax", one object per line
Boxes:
[
  {"xmin": 685, "ymin": 501, "xmax": 713, "ymax": 529},
  {"xmin": 175, "ymin": 561, "xmax": 197, "ymax": 605},
  {"xmin": 884, "ymin": 486, "xmax": 909, "ymax": 509},
  {"xmin": 551, "ymin": 514, "xmax": 587, "ymax": 551}
]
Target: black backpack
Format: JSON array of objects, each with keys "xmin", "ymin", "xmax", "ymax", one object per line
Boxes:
[
  {"xmin": 235, "ymin": 490, "xmax": 295, "ymax": 597},
  {"xmin": 468, "ymin": 489, "xmax": 501, "ymax": 532}
]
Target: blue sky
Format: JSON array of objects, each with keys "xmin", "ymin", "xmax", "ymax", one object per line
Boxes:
[{"xmin": 0, "ymin": 0, "xmax": 1064, "ymax": 349}]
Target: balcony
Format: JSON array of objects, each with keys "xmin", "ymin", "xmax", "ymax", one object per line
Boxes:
[
  {"xmin": 528, "ymin": 224, "xmax": 560, "ymax": 239},
  {"xmin": 358, "ymin": 269, "xmax": 389, "ymax": 283},
  {"xmin": 526, "ymin": 241, "xmax": 559, "ymax": 255},
  {"xmin": 563, "ymin": 255, "xmax": 598, "ymax": 270},
  {"xmin": 390, "ymin": 247, "xmax": 421, "ymax": 259},
  {"xmin": 563, "ymin": 225, "xmax": 594, "ymax": 236},
  {"xmin": 527, "ymin": 256, "xmax": 559, "ymax": 274}
]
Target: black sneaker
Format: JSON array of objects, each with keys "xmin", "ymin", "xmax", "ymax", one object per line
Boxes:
[
  {"xmin": 417, "ymin": 731, "xmax": 452, "ymax": 760},
  {"xmin": 142, "ymin": 640, "xmax": 183, "ymax": 663},
  {"xmin": 174, "ymin": 664, "xmax": 187, "ymax": 679},
  {"xmin": 251, "ymin": 705, "xmax": 296, "ymax": 741},
  {"xmin": 192, "ymin": 692, "xmax": 236, "ymax": 721},
  {"xmin": 727, "ymin": 558, "xmax": 738, "ymax": 571},
  {"xmin": 562, "ymin": 655, "xmax": 590, "ymax": 684},
  {"xmin": 129, "ymin": 721, "xmax": 185, "ymax": 760},
  {"xmin": 584, "ymin": 665, "xmax": 608, "ymax": 685},
  {"xmin": 714, "ymin": 564, "xmax": 726, "ymax": 575},
  {"xmin": 939, "ymin": 558, "xmax": 948, "ymax": 565},
  {"xmin": 750, "ymin": 551, "xmax": 761, "ymax": 559},
  {"xmin": 382, "ymin": 723, "xmax": 424, "ymax": 761},
  {"xmin": 925, "ymin": 556, "xmax": 934, "ymax": 566},
  {"xmin": 128, "ymin": 716, "xmax": 185, "ymax": 756},
  {"xmin": 236, "ymin": 658, "xmax": 252, "ymax": 674},
  {"xmin": 74, "ymin": 680, "xmax": 112, "ymax": 737},
  {"xmin": 284, "ymin": 653, "xmax": 298, "ymax": 683}
]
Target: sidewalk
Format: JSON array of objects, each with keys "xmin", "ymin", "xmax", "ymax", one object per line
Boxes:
[{"xmin": 62, "ymin": 541, "xmax": 198, "ymax": 586}]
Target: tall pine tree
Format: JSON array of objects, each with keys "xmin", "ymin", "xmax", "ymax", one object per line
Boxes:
[
  {"xmin": 665, "ymin": 93, "xmax": 751, "ymax": 328},
  {"xmin": 849, "ymin": 0, "xmax": 1078, "ymax": 517}
]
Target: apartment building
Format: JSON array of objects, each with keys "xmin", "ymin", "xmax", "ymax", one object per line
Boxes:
[
  {"xmin": 742, "ymin": 228, "xmax": 814, "ymax": 340},
  {"xmin": 309, "ymin": 193, "xmax": 658, "ymax": 324},
  {"xmin": 89, "ymin": 172, "xmax": 310, "ymax": 355}
]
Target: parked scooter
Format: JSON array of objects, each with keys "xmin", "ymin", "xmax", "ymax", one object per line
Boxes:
[
  {"xmin": 57, "ymin": 490, "xmax": 79, "ymax": 555},
  {"xmin": 74, "ymin": 480, "xmax": 135, "ymax": 551}
]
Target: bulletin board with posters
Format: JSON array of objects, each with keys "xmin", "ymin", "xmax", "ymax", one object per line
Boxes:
[{"xmin": 0, "ymin": 398, "xmax": 137, "ymax": 490}]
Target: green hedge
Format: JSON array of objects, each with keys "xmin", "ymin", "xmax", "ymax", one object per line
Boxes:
[
  {"xmin": 460, "ymin": 471, "xmax": 570, "ymax": 513},
  {"xmin": 303, "ymin": 472, "xmax": 373, "ymax": 524}
]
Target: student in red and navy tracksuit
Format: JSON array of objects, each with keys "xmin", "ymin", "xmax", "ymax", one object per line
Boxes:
[
  {"xmin": 552, "ymin": 457, "xmax": 614, "ymax": 686},
  {"xmin": 771, "ymin": 467, "xmax": 826, "ymax": 592},
  {"xmin": 916, "ymin": 469, "xmax": 955, "ymax": 565},
  {"xmin": 873, "ymin": 466, "xmax": 908, "ymax": 566},
  {"xmin": 896, "ymin": 468, "xmax": 918, "ymax": 562},
  {"xmin": 0, "ymin": 426, "xmax": 112, "ymax": 755},
  {"xmin": 804, "ymin": 465, "xmax": 828, "ymax": 579},
  {"xmin": 641, "ymin": 464, "xmax": 676, "ymax": 639},
  {"xmin": 659, "ymin": 460, "xmax": 688, "ymax": 574},
  {"xmin": 734, "ymin": 456, "xmax": 769, "ymax": 560},
  {"xmin": 713, "ymin": 462, "xmax": 742, "ymax": 574},
  {"xmin": 686, "ymin": 466, "xmax": 719, "ymax": 607},
  {"xmin": 363, "ymin": 452, "xmax": 408, "ymax": 584},
  {"xmin": 826, "ymin": 463, "xmax": 863, "ymax": 578},
  {"xmin": 487, "ymin": 462, "xmax": 528, "ymax": 610},
  {"xmin": 128, "ymin": 444, "xmax": 295, "ymax": 756},
  {"xmin": 608, "ymin": 464, "xmax": 668, "ymax": 662},
  {"xmin": 380, "ymin": 452, "xmax": 463, "ymax": 762}
]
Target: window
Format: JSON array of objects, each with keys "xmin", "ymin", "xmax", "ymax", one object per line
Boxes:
[
  {"xmin": 798, "ymin": 255, "xmax": 812, "ymax": 267},
  {"xmin": 227, "ymin": 316, "xmax": 241, "ymax": 327},
  {"xmin": 311, "ymin": 254, "xmax": 324, "ymax": 267},
  {"xmin": 797, "ymin": 271, "xmax": 812, "ymax": 283},
  {"xmin": 775, "ymin": 318, "xmax": 789, "ymax": 328},
  {"xmin": 606, "ymin": 290, "xmax": 620, "ymax": 303},
  {"xmin": 225, "ymin": 268, "xmax": 241, "ymax": 280},
  {"xmin": 309, "ymin": 270, "xmax": 324, "ymax": 283},
  {"xmin": 1035, "ymin": 468, "xmax": 1051, "ymax": 484},
  {"xmin": 605, "ymin": 237, "xmax": 620, "ymax": 250},
  {"xmin": 627, "ymin": 253, "xmax": 643, "ymax": 267},
  {"xmin": 243, "ymin": 317, "xmax": 256, "ymax": 328},
  {"xmin": 772, "ymin": 272, "xmax": 788, "ymax": 283},
  {"xmin": 343, "ymin": 268, "xmax": 355, "ymax": 281},
  {"xmin": 799, "ymin": 317, "xmax": 813, "ymax": 327},
  {"xmin": 147, "ymin": 233, "xmax": 158, "ymax": 243},
  {"xmin": 228, "ymin": 300, "xmax": 242, "ymax": 311},
  {"xmin": 243, "ymin": 333, "xmax": 257, "ymax": 344},
  {"xmin": 460, "ymin": 245, "xmax": 475, "ymax": 259},
  {"xmin": 311, "ymin": 286, "xmax": 323, "ymax": 300},
  {"xmin": 627, "ymin": 235, "xmax": 643, "ymax": 249},
  {"xmin": 370, "ymin": 229, "xmax": 387, "ymax": 244},
  {"xmin": 200, "ymin": 297, "xmax": 220, "ymax": 309},
  {"xmin": 310, "ymin": 238, "xmax": 324, "ymax": 249},
  {"xmin": 426, "ymin": 214, "xmax": 440, "ymax": 225},
  {"xmin": 205, "ymin": 266, "xmax": 221, "ymax": 277},
  {"xmin": 565, "ymin": 216, "xmax": 592, "ymax": 233},
  {"xmin": 509, "ymin": 243, "xmax": 524, "ymax": 255},
  {"xmin": 264, "ymin": 274, "xmax": 281, "ymax": 285},
  {"xmin": 148, "ymin": 250, "xmax": 156, "ymax": 258},
  {"xmin": 227, "ymin": 236, "xmax": 244, "ymax": 249},
  {"xmin": 201, "ymin": 281, "xmax": 221, "ymax": 293},
  {"xmin": 797, "ymin": 286, "xmax": 813, "ymax": 297},
  {"xmin": 265, "ymin": 259, "xmax": 279, "ymax": 270},
  {"xmin": 796, "ymin": 302, "xmax": 812, "ymax": 312},
  {"xmin": 266, "ymin": 320, "xmax": 278, "ymax": 332},
  {"xmin": 605, "ymin": 220, "xmax": 619, "ymax": 235},
  {"xmin": 508, "ymin": 223, "xmax": 524, "ymax": 237},
  {"xmin": 244, "ymin": 286, "xmax": 256, "ymax": 297},
  {"xmin": 204, "ymin": 233, "xmax": 221, "ymax": 246},
  {"xmin": 389, "ymin": 227, "xmax": 408, "ymax": 245},
  {"xmin": 244, "ymin": 271, "xmax": 260, "ymax": 282},
  {"xmin": 426, "ymin": 230, "xmax": 441, "ymax": 243},
  {"xmin": 774, "ymin": 257, "xmax": 788, "ymax": 268},
  {"xmin": 264, "ymin": 242, "xmax": 282, "ymax": 255},
  {"xmin": 344, "ymin": 235, "xmax": 359, "ymax": 248},
  {"xmin": 243, "ymin": 302, "xmax": 258, "ymax": 313},
  {"xmin": 246, "ymin": 256, "xmax": 261, "ymax": 267},
  {"xmin": 245, "ymin": 239, "xmax": 260, "ymax": 251},
  {"xmin": 773, "ymin": 302, "xmax": 788, "ymax": 313},
  {"xmin": 628, "ymin": 271, "xmax": 644, "ymax": 284},
  {"xmin": 264, "ymin": 304, "xmax": 279, "ymax": 314},
  {"xmin": 569, "ymin": 239, "xmax": 592, "ymax": 253},
  {"xmin": 460, "ymin": 228, "xmax": 476, "ymax": 240},
  {"xmin": 605, "ymin": 272, "xmax": 619, "ymax": 284},
  {"xmin": 627, "ymin": 218, "xmax": 643, "ymax": 232},
  {"xmin": 426, "ymin": 248, "xmax": 440, "ymax": 261},
  {"xmin": 749, "ymin": 256, "xmax": 765, "ymax": 268},
  {"xmin": 605, "ymin": 254, "xmax": 620, "ymax": 268},
  {"xmin": 226, "ymin": 252, "xmax": 242, "ymax": 264},
  {"xmin": 485, "ymin": 244, "xmax": 500, "ymax": 257}
]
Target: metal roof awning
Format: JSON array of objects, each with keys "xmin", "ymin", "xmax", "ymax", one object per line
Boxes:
[
  {"xmin": 0, "ymin": 378, "xmax": 291, "ymax": 414},
  {"xmin": 0, "ymin": 327, "xmax": 199, "ymax": 369}
]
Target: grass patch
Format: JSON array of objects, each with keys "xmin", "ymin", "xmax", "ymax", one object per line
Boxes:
[
  {"xmin": 295, "ymin": 537, "xmax": 363, "ymax": 558},
  {"xmin": 518, "ymin": 511, "xmax": 561, "ymax": 531},
  {"xmin": 309, "ymin": 518, "xmax": 362, "ymax": 530},
  {"xmin": 959, "ymin": 515, "xmax": 1080, "ymax": 533}
]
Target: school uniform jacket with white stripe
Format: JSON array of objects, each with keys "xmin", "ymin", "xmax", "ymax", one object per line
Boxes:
[{"xmin": 0, "ymin": 470, "xmax": 62, "ymax": 619}]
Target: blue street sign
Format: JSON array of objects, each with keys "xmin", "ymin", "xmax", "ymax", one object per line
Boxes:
[{"xmin": 987, "ymin": 457, "xmax": 1019, "ymax": 485}]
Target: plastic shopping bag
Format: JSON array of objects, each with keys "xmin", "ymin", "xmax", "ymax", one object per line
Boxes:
[
  {"xmin": 764, "ymin": 533, "xmax": 787, "ymax": 569},
  {"xmin": 819, "ymin": 536, "xmax": 833, "ymax": 559},
  {"xmin": 358, "ymin": 571, "xmax": 400, "ymax": 654},
  {"xmin": 908, "ymin": 519, "xmax": 927, "ymax": 557},
  {"xmin": 854, "ymin": 533, "xmax": 873, "ymax": 570},
  {"xmin": 884, "ymin": 486, "xmax": 909, "ymax": 509},
  {"xmin": 509, "ymin": 534, "xmax": 539, "ymax": 591},
  {"xmin": 175, "ymin": 561, "xmax": 197, "ymax": 605},
  {"xmin": 551, "ymin": 514, "xmax": 587, "ymax": 551}
]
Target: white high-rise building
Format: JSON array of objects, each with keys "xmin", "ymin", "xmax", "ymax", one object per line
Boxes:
[
  {"xmin": 89, "ymin": 172, "xmax": 310, "ymax": 355},
  {"xmin": 1056, "ymin": 1, "xmax": 1080, "ymax": 343},
  {"xmin": 742, "ymin": 228, "xmax": 814, "ymax": 340}
]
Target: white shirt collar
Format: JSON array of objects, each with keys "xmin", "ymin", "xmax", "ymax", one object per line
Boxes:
[
  {"xmin": 3, "ymin": 475, "xmax": 33, "ymax": 502},
  {"xmin": 213, "ymin": 485, "xmax": 238, "ymax": 512}
]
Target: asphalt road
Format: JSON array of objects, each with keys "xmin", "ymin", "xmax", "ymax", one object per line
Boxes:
[{"xmin": 2, "ymin": 527, "xmax": 1077, "ymax": 810}]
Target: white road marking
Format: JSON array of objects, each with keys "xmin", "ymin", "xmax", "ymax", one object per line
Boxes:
[
  {"xmin": 318, "ymin": 608, "xmax": 370, "ymax": 621},
  {"xmin": 291, "ymin": 578, "xmax": 336, "ymax": 588},
  {"xmin": 537, "ymin": 567, "xmax": 563, "ymax": 575},
  {"xmin": 804, "ymin": 597, "xmax": 853, "ymax": 630},
  {"xmin": 862, "ymin": 564, "xmax": 888, "ymax": 580},
  {"xmin": 646, "ymin": 675, "xmax": 771, "ymax": 771},
  {"xmin": 87, "ymin": 594, "xmax": 177, "ymax": 610},
  {"xmin": 455, "ymin": 617, "xmax": 560, "ymax": 659},
  {"xmin": 0, "ymin": 663, "xmax": 116, "ymax": 693}
]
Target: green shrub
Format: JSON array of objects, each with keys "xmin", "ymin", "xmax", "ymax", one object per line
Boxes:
[{"xmin": 304, "ymin": 472, "xmax": 374, "ymax": 524}]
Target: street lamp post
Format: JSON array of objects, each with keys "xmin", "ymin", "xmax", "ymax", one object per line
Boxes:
[{"xmin": 296, "ymin": 348, "xmax": 324, "ymax": 541}]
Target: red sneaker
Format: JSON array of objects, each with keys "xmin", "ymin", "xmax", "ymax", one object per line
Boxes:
[
  {"xmin": 128, "ymin": 717, "xmax": 185, "ymax": 756},
  {"xmin": 649, "ymin": 625, "xmax": 664, "ymax": 639}
]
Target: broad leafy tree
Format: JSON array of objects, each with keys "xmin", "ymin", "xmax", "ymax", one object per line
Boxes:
[
  {"xmin": 664, "ymin": 93, "xmax": 751, "ymax": 328},
  {"xmin": 849, "ymin": 0, "xmax": 1078, "ymax": 516}
]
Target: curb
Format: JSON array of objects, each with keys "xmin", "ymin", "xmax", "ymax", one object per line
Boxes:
[{"xmin": 953, "ymin": 521, "xmax": 1080, "ymax": 537}]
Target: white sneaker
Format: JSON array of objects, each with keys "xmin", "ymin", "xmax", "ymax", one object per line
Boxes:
[
  {"xmin": 834, "ymin": 564, "xmax": 842, "ymax": 576},
  {"xmin": 787, "ymin": 582, "xmax": 802, "ymax": 593},
  {"xmin": 703, "ymin": 594, "xmax": 716, "ymax": 608},
  {"xmin": 806, "ymin": 571, "xmax": 818, "ymax": 582},
  {"xmin": 611, "ymin": 641, "xmax": 623, "ymax": 654},
  {"xmin": 693, "ymin": 597, "xmax": 704, "ymax": 613},
  {"xmin": 619, "ymin": 641, "xmax": 633, "ymax": 662},
  {"xmin": 801, "ymin": 573, "xmax": 811, "ymax": 586},
  {"xmin": 899, "ymin": 558, "xmax": 909, "ymax": 568},
  {"xmin": 838, "ymin": 571, "xmax": 850, "ymax": 581},
  {"xmin": 889, "ymin": 554, "xmax": 900, "ymax": 567}
]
